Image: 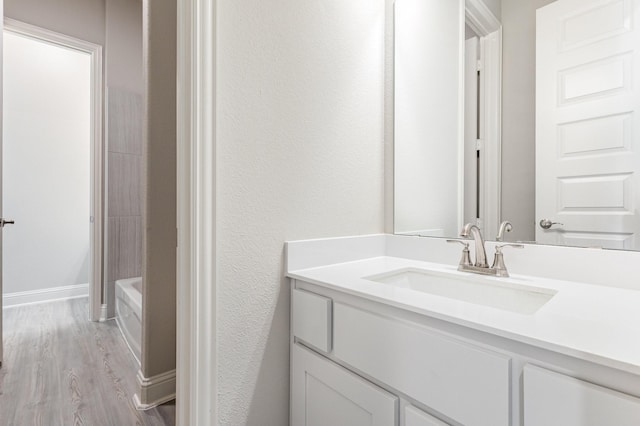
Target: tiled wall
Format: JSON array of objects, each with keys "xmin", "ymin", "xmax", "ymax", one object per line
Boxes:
[{"xmin": 106, "ymin": 87, "xmax": 143, "ymax": 317}]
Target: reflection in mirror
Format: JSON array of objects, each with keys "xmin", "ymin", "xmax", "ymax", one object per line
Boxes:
[
  {"xmin": 394, "ymin": 0, "xmax": 640, "ymax": 251},
  {"xmin": 394, "ymin": 0, "xmax": 464, "ymax": 238}
]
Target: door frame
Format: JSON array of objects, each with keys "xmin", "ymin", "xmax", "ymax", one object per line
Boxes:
[
  {"xmin": 176, "ymin": 0, "xmax": 217, "ymax": 424},
  {"xmin": 465, "ymin": 0, "xmax": 502, "ymax": 238},
  {"xmin": 3, "ymin": 18, "xmax": 104, "ymax": 322}
]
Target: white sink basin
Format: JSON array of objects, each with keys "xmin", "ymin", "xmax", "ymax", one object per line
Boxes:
[{"xmin": 364, "ymin": 268, "xmax": 557, "ymax": 314}]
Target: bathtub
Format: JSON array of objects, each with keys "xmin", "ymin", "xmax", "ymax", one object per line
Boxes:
[{"xmin": 115, "ymin": 277, "xmax": 142, "ymax": 364}]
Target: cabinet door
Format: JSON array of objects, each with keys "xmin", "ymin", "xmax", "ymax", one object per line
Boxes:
[
  {"xmin": 291, "ymin": 344, "xmax": 398, "ymax": 426},
  {"xmin": 405, "ymin": 405, "xmax": 449, "ymax": 426},
  {"xmin": 524, "ymin": 364, "xmax": 640, "ymax": 426}
]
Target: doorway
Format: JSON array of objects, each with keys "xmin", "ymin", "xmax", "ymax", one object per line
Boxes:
[{"xmin": 1, "ymin": 19, "xmax": 103, "ymax": 331}]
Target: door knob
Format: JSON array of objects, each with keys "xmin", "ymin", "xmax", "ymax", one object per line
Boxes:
[
  {"xmin": 539, "ymin": 219, "xmax": 562, "ymax": 229},
  {"xmin": 0, "ymin": 218, "xmax": 15, "ymax": 227}
]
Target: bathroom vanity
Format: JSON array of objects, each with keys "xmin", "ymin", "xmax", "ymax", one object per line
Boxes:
[
  {"xmin": 285, "ymin": 0, "xmax": 640, "ymax": 423},
  {"xmin": 286, "ymin": 235, "xmax": 640, "ymax": 426}
]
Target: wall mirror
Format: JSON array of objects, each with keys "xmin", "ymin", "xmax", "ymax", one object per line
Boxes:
[{"xmin": 394, "ymin": 0, "xmax": 640, "ymax": 251}]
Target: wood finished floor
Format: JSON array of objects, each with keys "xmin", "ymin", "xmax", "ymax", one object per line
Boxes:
[{"xmin": 0, "ymin": 298, "xmax": 175, "ymax": 426}]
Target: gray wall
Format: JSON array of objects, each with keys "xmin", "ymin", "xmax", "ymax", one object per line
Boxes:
[
  {"xmin": 106, "ymin": 0, "xmax": 143, "ymax": 93},
  {"xmin": 5, "ymin": 0, "xmax": 105, "ymax": 46},
  {"xmin": 501, "ymin": 0, "xmax": 555, "ymax": 242},
  {"xmin": 484, "ymin": 0, "xmax": 502, "ymax": 20},
  {"xmin": 140, "ymin": 0, "xmax": 176, "ymax": 379},
  {"xmin": 217, "ymin": 0, "xmax": 385, "ymax": 423}
]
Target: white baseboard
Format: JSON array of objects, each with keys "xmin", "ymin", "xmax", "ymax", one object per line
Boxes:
[
  {"xmin": 3, "ymin": 283, "xmax": 89, "ymax": 308},
  {"xmin": 134, "ymin": 369, "xmax": 176, "ymax": 410}
]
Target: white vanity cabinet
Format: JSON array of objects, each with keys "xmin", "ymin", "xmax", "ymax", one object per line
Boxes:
[
  {"xmin": 291, "ymin": 284, "xmax": 502, "ymax": 426},
  {"xmin": 290, "ymin": 280, "xmax": 640, "ymax": 426}
]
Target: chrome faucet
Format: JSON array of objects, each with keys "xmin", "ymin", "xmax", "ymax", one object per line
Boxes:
[
  {"xmin": 460, "ymin": 223, "xmax": 489, "ymax": 267},
  {"xmin": 447, "ymin": 222, "xmax": 523, "ymax": 277}
]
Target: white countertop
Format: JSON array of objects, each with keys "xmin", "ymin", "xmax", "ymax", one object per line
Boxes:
[{"xmin": 288, "ymin": 256, "xmax": 640, "ymax": 375}]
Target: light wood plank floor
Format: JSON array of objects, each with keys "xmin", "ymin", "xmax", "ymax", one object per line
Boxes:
[{"xmin": 0, "ymin": 298, "xmax": 175, "ymax": 426}]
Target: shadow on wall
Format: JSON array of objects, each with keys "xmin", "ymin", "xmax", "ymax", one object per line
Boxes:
[
  {"xmin": 219, "ymin": 251, "xmax": 291, "ymax": 425},
  {"xmin": 245, "ymin": 274, "xmax": 291, "ymax": 425}
]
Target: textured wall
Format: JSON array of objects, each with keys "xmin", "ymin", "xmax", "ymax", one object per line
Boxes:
[{"xmin": 217, "ymin": 0, "xmax": 385, "ymax": 423}]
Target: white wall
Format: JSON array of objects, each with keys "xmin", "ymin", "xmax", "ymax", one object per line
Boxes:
[
  {"xmin": 501, "ymin": 0, "xmax": 555, "ymax": 241},
  {"xmin": 2, "ymin": 32, "xmax": 91, "ymax": 294},
  {"xmin": 394, "ymin": 0, "xmax": 463, "ymax": 236},
  {"xmin": 217, "ymin": 0, "xmax": 385, "ymax": 422}
]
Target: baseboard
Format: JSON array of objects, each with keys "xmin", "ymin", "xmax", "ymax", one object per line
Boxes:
[
  {"xmin": 3, "ymin": 283, "xmax": 89, "ymax": 308},
  {"xmin": 134, "ymin": 369, "xmax": 176, "ymax": 410}
]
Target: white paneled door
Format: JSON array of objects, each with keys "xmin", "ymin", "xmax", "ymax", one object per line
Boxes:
[{"xmin": 536, "ymin": 0, "xmax": 640, "ymax": 249}]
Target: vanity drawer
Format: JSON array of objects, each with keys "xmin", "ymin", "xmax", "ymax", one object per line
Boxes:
[
  {"xmin": 524, "ymin": 364, "xmax": 640, "ymax": 426},
  {"xmin": 292, "ymin": 288, "xmax": 332, "ymax": 353},
  {"xmin": 333, "ymin": 303, "xmax": 511, "ymax": 426}
]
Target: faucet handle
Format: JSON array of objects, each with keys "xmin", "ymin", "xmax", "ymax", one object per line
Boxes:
[
  {"xmin": 446, "ymin": 239, "xmax": 469, "ymax": 248},
  {"xmin": 446, "ymin": 239, "xmax": 472, "ymax": 268},
  {"xmin": 496, "ymin": 221, "xmax": 513, "ymax": 241},
  {"xmin": 491, "ymin": 244, "xmax": 524, "ymax": 277}
]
